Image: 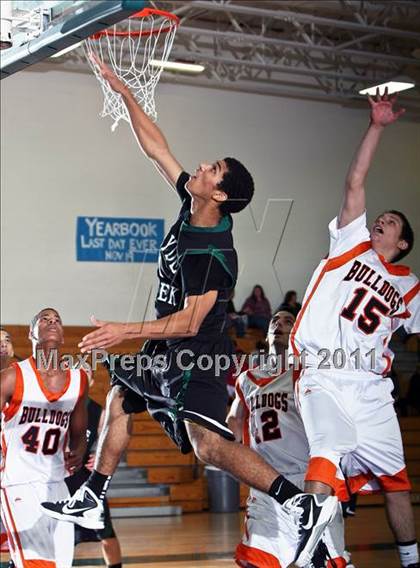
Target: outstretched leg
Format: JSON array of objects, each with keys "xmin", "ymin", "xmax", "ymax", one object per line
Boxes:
[
  {"xmin": 185, "ymin": 421, "xmax": 338, "ymax": 567},
  {"xmin": 41, "ymin": 386, "xmax": 135, "ymax": 529},
  {"xmin": 95, "ymin": 386, "xmax": 133, "ymax": 475}
]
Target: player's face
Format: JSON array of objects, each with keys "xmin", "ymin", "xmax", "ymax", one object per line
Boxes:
[
  {"xmin": 370, "ymin": 212, "xmax": 407, "ymax": 259},
  {"xmin": 0, "ymin": 330, "xmax": 14, "ymax": 358},
  {"xmin": 186, "ymin": 160, "xmax": 229, "ymax": 201},
  {"xmin": 32, "ymin": 309, "xmax": 64, "ymax": 345},
  {"xmin": 268, "ymin": 311, "xmax": 295, "ymax": 346}
]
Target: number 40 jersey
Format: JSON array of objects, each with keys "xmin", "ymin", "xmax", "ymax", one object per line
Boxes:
[
  {"xmin": 1, "ymin": 357, "xmax": 86, "ymax": 487},
  {"xmin": 235, "ymin": 366, "xmax": 309, "ymax": 476}
]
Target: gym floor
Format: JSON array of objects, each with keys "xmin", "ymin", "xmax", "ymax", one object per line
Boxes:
[{"xmin": 71, "ymin": 506, "xmax": 420, "ymax": 567}]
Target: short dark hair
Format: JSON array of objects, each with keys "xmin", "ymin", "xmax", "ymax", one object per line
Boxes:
[
  {"xmin": 218, "ymin": 157, "xmax": 254, "ymax": 215},
  {"xmin": 30, "ymin": 307, "xmax": 60, "ymax": 331},
  {"xmin": 387, "ymin": 210, "xmax": 414, "ymax": 263}
]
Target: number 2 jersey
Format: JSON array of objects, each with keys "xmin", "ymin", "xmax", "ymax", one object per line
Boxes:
[
  {"xmin": 235, "ymin": 366, "xmax": 309, "ymax": 476},
  {"xmin": 1, "ymin": 357, "xmax": 86, "ymax": 487},
  {"xmin": 290, "ymin": 212, "xmax": 419, "ymax": 376}
]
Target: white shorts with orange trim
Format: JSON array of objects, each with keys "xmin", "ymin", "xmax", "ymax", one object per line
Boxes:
[
  {"xmin": 1, "ymin": 480, "xmax": 74, "ymax": 568},
  {"xmin": 235, "ymin": 474, "xmax": 304, "ymax": 568},
  {"xmin": 296, "ymin": 369, "xmax": 411, "ymax": 495}
]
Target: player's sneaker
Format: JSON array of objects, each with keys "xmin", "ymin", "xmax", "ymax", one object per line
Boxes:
[
  {"xmin": 40, "ymin": 485, "xmax": 104, "ymax": 530},
  {"xmin": 283, "ymin": 493, "xmax": 338, "ymax": 567}
]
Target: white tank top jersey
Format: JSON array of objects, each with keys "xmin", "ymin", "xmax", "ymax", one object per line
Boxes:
[
  {"xmin": 290, "ymin": 212, "xmax": 419, "ymax": 376},
  {"xmin": 235, "ymin": 366, "xmax": 309, "ymax": 475},
  {"xmin": 1, "ymin": 357, "xmax": 86, "ymax": 486}
]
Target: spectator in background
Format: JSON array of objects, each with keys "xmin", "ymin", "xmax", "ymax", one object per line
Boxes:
[
  {"xmin": 277, "ymin": 290, "xmax": 302, "ymax": 318},
  {"xmin": 0, "ymin": 328, "xmax": 16, "ymax": 371},
  {"xmin": 241, "ymin": 285, "xmax": 272, "ymax": 333},
  {"xmin": 227, "ymin": 291, "xmax": 248, "ymax": 338}
]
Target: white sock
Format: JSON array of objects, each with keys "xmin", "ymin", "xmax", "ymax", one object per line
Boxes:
[{"xmin": 398, "ymin": 541, "xmax": 419, "ymax": 567}]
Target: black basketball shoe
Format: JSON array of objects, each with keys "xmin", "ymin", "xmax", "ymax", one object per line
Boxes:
[{"xmin": 41, "ymin": 485, "xmax": 104, "ymax": 530}]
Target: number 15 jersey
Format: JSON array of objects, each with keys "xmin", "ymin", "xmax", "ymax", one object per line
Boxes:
[
  {"xmin": 290, "ymin": 212, "xmax": 419, "ymax": 376},
  {"xmin": 1, "ymin": 357, "xmax": 86, "ymax": 487},
  {"xmin": 235, "ymin": 366, "xmax": 309, "ymax": 476}
]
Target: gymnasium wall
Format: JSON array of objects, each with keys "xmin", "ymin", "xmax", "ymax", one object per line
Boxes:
[{"xmin": 1, "ymin": 66, "xmax": 419, "ymax": 326}]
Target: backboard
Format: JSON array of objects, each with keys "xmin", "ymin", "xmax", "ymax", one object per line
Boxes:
[{"xmin": 0, "ymin": 1, "xmax": 147, "ymax": 79}]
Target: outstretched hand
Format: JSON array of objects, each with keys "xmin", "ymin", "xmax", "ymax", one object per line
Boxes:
[
  {"xmin": 89, "ymin": 52, "xmax": 127, "ymax": 95},
  {"xmin": 368, "ymin": 87, "xmax": 405, "ymax": 127},
  {"xmin": 78, "ymin": 315, "xmax": 130, "ymax": 353}
]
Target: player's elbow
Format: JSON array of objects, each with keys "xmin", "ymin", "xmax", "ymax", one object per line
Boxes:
[
  {"xmin": 345, "ymin": 179, "xmax": 364, "ymax": 195},
  {"xmin": 148, "ymin": 145, "xmax": 171, "ymax": 164},
  {"xmin": 182, "ymin": 325, "xmax": 200, "ymax": 338}
]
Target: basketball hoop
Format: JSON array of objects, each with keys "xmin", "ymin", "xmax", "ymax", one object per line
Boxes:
[{"xmin": 83, "ymin": 8, "xmax": 179, "ymax": 131}]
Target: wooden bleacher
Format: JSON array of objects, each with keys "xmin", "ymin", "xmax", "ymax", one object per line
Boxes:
[{"xmin": 3, "ymin": 324, "xmax": 419, "ymax": 513}]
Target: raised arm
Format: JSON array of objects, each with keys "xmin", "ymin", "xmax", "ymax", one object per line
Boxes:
[
  {"xmin": 78, "ymin": 290, "xmax": 219, "ymax": 352},
  {"xmin": 91, "ymin": 55, "xmax": 183, "ymax": 187},
  {"xmin": 338, "ymin": 90, "xmax": 405, "ymax": 229}
]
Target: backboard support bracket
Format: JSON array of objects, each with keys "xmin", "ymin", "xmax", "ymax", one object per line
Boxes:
[{"xmin": 0, "ymin": 1, "xmax": 146, "ymax": 80}]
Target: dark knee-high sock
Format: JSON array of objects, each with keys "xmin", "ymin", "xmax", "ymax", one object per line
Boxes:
[{"xmin": 86, "ymin": 470, "xmax": 112, "ymax": 500}]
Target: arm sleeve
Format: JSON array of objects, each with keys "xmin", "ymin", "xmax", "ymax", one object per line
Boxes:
[
  {"xmin": 175, "ymin": 171, "xmax": 192, "ymax": 203},
  {"xmin": 181, "ymin": 253, "xmax": 231, "ymax": 296},
  {"xmin": 328, "ymin": 211, "xmax": 370, "ymax": 257}
]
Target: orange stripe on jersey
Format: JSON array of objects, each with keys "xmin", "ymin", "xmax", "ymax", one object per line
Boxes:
[
  {"xmin": 2, "ymin": 364, "xmax": 24, "ymax": 422},
  {"xmin": 22, "ymin": 561, "xmax": 56, "ymax": 568},
  {"xmin": 404, "ymin": 282, "xmax": 420, "ymax": 306},
  {"xmin": 245, "ymin": 370, "xmax": 282, "ymax": 387},
  {"xmin": 324, "ymin": 241, "xmax": 372, "ymax": 272},
  {"xmin": 235, "ymin": 382, "xmax": 250, "ymax": 447},
  {"xmin": 290, "ymin": 241, "xmax": 372, "ymax": 357},
  {"xmin": 1, "ymin": 488, "xmax": 25, "ymax": 566},
  {"xmin": 305, "ymin": 457, "xmax": 338, "ymax": 491},
  {"xmin": 29, "ymin": 357, "xmax": 71, "ymax": 403},
  {"xmin": 377, "ymin": 254, "xmax": 410, "ymax": 276},
  {"xmin": 1, "ymin": 432, "xmax": 8, "ymax": 472},
  {"xmin": 235, "ymin": 542, "xmax": 282, "ymax": 568}
]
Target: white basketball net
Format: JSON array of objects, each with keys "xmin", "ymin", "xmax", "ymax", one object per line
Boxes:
[{"xmin": 83, "ymin": 10, "xmax": 178, "ymax": 131}]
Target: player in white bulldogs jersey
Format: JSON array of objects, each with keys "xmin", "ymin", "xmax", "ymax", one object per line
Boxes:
[
  {"xmin": 229, "ymin": 311, "xmax": 347, "ymax": 568},
  {"xmin": 1, "ymin": 308, "xmax": 88, "ymax": 568},
  {"xmin": 292, "ymin": 92, "xmax": 419, "ymax": 568}
]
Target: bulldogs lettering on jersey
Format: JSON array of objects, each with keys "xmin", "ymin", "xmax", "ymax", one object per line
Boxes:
[
  {"xmin": 290, "ymin": 212, "xmax": 419, "ymax": 375},
  {"xmin": 236, "ymin": 367, "xmax": 309, "ymax": 475},
  {"xmin": 1, "ymin": 357, "xmax": 85, "ymax": 486}
]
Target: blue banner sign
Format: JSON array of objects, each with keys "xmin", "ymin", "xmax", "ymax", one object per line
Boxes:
[{"xmin": 76, "ymin": 216, "xmax": 164, "ymax": 263}]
